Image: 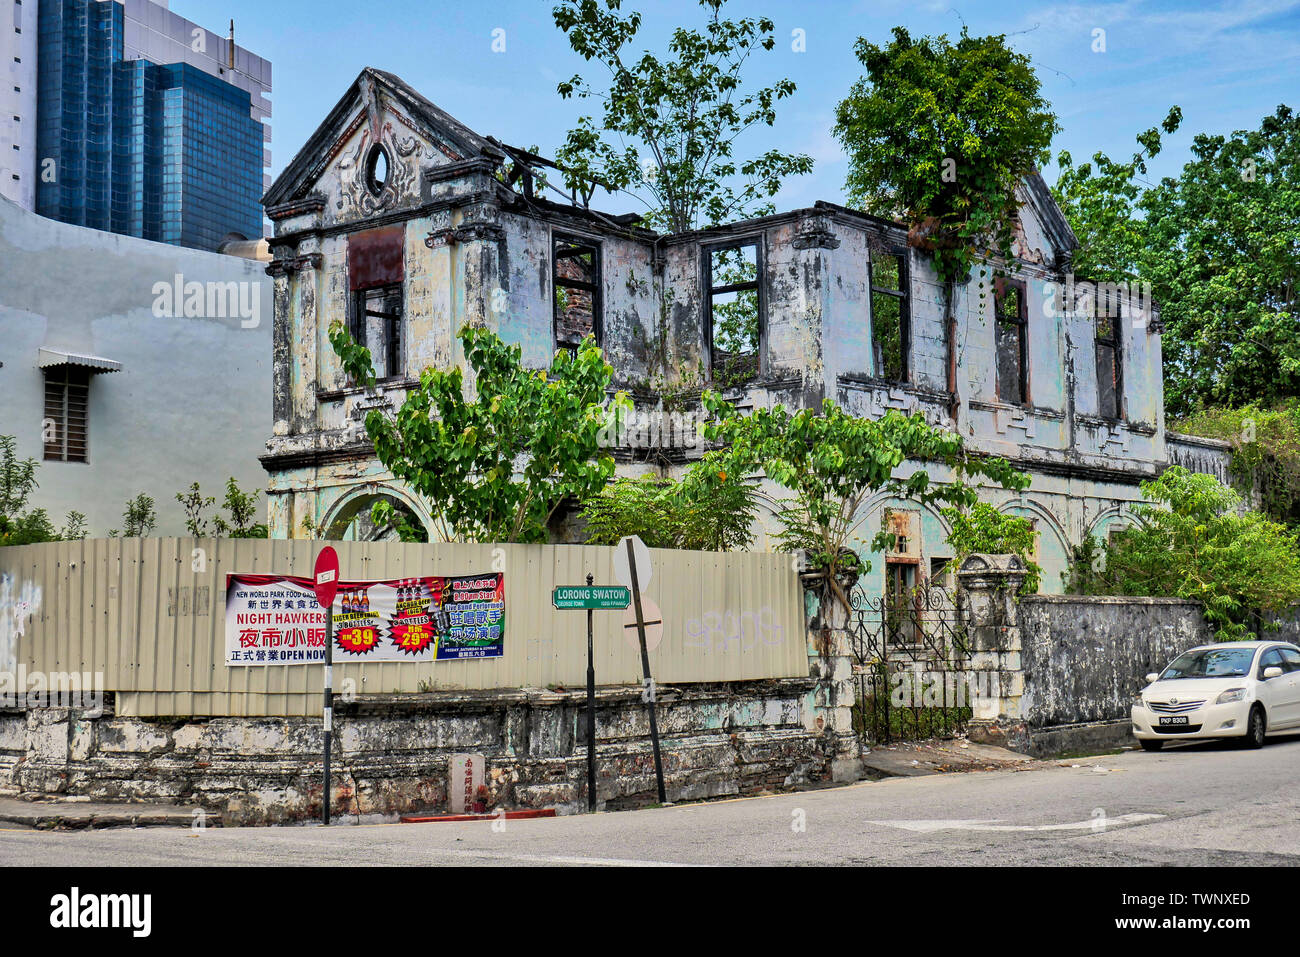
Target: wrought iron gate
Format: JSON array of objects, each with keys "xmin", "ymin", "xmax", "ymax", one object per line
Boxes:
[{"xmin": 847, "ymin": 582, "xmax": 970, "ymax": 744}]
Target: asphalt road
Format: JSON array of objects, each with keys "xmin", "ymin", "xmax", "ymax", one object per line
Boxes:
[{"xmin": 3, "ymin": 734, "xmax": 1298, "ymax": 867}]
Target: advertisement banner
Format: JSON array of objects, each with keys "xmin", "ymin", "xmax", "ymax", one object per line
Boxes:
[{"xmin": 225, "ymin": 572, "xmax": 505, "ymax": 666}]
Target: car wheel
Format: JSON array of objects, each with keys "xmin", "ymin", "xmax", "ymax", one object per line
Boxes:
[
  {"xmin": 1139, "ymin": 740, "xmax": 1163, "ymax": 752},
  {"xmin": 1243, "ymin": 705, "xmax": 1267, "ymax": 749}
]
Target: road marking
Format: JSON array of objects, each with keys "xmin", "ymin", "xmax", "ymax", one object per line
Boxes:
[{"xmin": 865, "ymin": 813, "xmax": 1165, "ymax": 833}]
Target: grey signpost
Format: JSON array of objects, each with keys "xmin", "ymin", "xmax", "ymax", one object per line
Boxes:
[
  {"xmin": 624, "ymin": 536, "xmax": 667, "ymax": 805},
  {"xmin": 551, "ymin": 580, "xmax": 632, "ymax": 811}
]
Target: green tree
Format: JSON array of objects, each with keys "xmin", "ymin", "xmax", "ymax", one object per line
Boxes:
[
  {"xmin": 121, "ymin": 494, "xmax": 156, "ymax": 538},
  {"xmin": 212, "ymin": 478, "xmax": 269, "ymax": 539},
  {"xmin": 1142, "ymin": 106, "xmax": 1300, "ymax": 415},
  {"xmin": 0, "ymin": 436, "xmax": 85, "ymax": 545},
  {"xmin": 176, "ymin": 482, "xmax": 217, "ymax": 536},
  {"xmin": 834, "ymin": 28, "xmax": 1057, "ymax": 416},
  {"xmin": 834, "ymin": 27, "xmax": 1059, "ymax": 286},
  {"xmin": 580, "ymin": 471, "xmax": 757, "ymax": 551},
  {"xmin": 331, "ymin": 322, "xmax": 626, "ymax": 544},
  {"xmin": 1172, "ymin": 401, "xmax": 1300, "ymax": 527},
  {"xmin": 551, "ymin": 0, "xmax": 812, "ymax": 231},
  {"xmin": 942, "ymin": 501, "xmax": 1041, "ymax": 595},
  {"xmin": 1053, "ymin": 106, "xmax": 1300, "ymax": 417},
  {"xmin": 698, "ymin": 392, "xmax": 1031, "ymax": 614},
  {"xmin": 1053, "ymin": 107, "xmax": 1183, "ymax": 283},
  {"xmin": 1082, "ymin": 466, "xmax": 1300, "ymax": 638}
]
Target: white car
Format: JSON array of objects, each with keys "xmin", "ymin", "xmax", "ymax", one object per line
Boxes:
[{"xmin": 1132, "ymin": 641, "xmax": 1300, "ymax": 750}]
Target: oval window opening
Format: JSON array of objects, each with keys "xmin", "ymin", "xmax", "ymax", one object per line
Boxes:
[{"xmin": 365, "ymin": 145, "xmax": 390, "ymax": 195}]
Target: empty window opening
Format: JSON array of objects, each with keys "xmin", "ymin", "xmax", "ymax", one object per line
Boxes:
[
  {"xmin": 553, "ymin": 236, "xmax": 601, "ymax": 351},
  {"xmin": 870, "ymin": 250, "xmax": 909, "ymax": 382},
  {"xmin": 1095, "ymin": 304, "xmax": 1122, "ymax": 420},
  {"xmin": 352, "ymin": 284, "xmax": 404, "ymax": 380},
  {"xmin": 43, "ymin": 367, "xmax": 90, "ymax": 462},
  {"xmin": 707, "ymin": 242, "xmax": 761, "ymax": 387},
  {"xmin": 929, "ymin": 557, "xmax": 952, "ymax": 589},
  {"xmin": 364, "ymin": 144, "xmax": 389, "ymax": 195},
  {"xmin": 885, "ymin": 560, "xmax": 920, "ymax": 645},
  {"xmin": 995, "ymin": 278, "xmax": 1028, "ymax": 405}
]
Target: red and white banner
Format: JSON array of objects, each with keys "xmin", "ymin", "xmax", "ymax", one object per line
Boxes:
[{"xmin": 224, "ymin": 572, "xmax": 505, "ymax": 666}]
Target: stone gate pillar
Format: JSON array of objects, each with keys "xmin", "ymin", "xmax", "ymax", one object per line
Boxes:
[{"xmin": 957, "ymin": 554, "xmax": 1030, "ymax": 752}]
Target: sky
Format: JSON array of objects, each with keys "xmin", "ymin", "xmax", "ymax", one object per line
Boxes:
[{"xmin": 170, "ymin": 0, "xmax": 1300, "ymax": 217}]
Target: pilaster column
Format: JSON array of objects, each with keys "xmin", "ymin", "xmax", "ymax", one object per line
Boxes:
[{"xmin": 957, "ymin": 554, "xmax": 1029, "ymax": 751}]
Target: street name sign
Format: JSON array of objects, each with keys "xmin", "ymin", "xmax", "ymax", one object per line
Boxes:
[{"xmin": 552, "ymin": 585, "xmax": 631, "ymax": 610}]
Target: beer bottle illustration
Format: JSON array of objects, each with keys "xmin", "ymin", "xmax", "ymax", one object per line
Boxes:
[{"xmin": 361, "ymin": 589, "xmax": 370, "ymax": 616}]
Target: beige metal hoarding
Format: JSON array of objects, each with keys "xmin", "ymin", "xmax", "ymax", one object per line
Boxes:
[{"xmin": 0, "ymin": 538, "xmax": 808, "ymax": 717}]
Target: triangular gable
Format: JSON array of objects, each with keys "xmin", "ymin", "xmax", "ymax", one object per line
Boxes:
[
  {"xmin": 262, "ymin": 67, "xmax": 502, "ymax": 210},
  {"xmin": 1015, "ymin": 171, "xmax": 1079, "ymax": 268}
]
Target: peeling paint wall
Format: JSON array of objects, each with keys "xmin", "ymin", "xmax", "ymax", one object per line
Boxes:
[
  {"xmin": 1019, "ymin": 595, "xmax": 1210, "ymax": 727},
  {"xmin": 259, "ymin": 70, "xmax": 1228, "ymax": 601},
  {"xmin": 0, "ymin": 681, "xmax": 829, "ymax": 822}
]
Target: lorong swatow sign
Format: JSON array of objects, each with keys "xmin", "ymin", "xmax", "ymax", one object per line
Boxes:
[{"xmin": 225, "ymin": 572, "xmax": 505, "ymax": 665}]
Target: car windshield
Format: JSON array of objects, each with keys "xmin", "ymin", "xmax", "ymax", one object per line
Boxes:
[{"xmin": 1159, "ymin": 647, "xmax": 1256, "ymax": 679}]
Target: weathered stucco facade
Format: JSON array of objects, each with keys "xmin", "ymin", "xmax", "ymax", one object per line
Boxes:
[{"xmin": 259, "ymin": 68, "xmax": 1229, "ymax": 594}]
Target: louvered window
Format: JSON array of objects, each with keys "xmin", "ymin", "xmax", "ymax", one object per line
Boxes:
[{"xmin": 43, "ymin": 367, "xmax": 90, "ymax": 462}]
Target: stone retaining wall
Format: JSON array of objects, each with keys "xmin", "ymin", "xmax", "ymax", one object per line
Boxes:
[{"xmin": 0, "ymin": 679, "xmax": 831, "ymax": 825}]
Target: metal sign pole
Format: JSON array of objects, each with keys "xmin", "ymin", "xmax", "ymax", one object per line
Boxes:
[
  {"xmin": 323, "ymin": 602, "xmax": 333, "ymax": 826},
  {"xmin": 626, "ymin": 538, "xmax": 665, "ymax": 804},
  {"xmin": 585, "ymin": 572, "xmax": 597, "ymax": 813}
]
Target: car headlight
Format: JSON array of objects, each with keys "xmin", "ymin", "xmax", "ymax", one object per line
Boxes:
[
  {"xmin": 1216, "ymin": 688, "xmax": 1246, "ymax": 704},
  {"xmin": 1133, "ymin": 694, "xmax": 1147, "ymax": 708}
]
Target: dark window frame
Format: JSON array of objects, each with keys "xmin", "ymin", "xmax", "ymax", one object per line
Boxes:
[
  {"xmin": 552, "ymin": 232, "xmax": 602, "ymax": 352},
  {"xmin": 42, "ymin": 366, "xmax": 90, "ymax": 463},
  {"xmin": 994, "ymin": 276, "xmax": 1029, "ymax": 406},
  {"xmin": 869, "ymin": 247, "xmax": 910, "ymax": 383},
  {"xmin": 703, "ymin": 237, "xmax": 764, "ymax": 385},
  {"xmin": 350, "ymin": 282, "xmax": 404, "ymax": 381},
  {"xmin": 1094, "ymin": 289, "xmax": 1124, "ymax": 420}
]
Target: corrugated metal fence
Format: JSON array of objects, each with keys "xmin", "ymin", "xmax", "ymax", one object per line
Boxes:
[{"xmin": 0, "ymin": 538, "xmax": 808, "ymax": 717}]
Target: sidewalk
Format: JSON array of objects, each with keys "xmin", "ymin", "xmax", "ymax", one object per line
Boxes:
[
  {"xmin": 860, "ymin": 739, "xmax": 1046, "ymax": 777},
  {"xmin": 0, "ymin": 796, "xmax": 215, "ymax": 830}
]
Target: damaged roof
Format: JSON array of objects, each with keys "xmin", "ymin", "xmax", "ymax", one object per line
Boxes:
[
  {"xmin": 262, "ymin": 67, "xmax": 503, "ymax": 209},
  {"xmin": 263, "ymin": 67, "xmax": 1081, "ymax": 266}
]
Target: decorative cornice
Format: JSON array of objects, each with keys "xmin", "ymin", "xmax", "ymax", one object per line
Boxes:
[
  {"xmin": 260, "ymin": 440, "xmax": 375, "ymax": 472},
  {"xmin": 423, "ymin": 157, "xmax": 501, "ymax": 184},
  {"xmin": 425, "ymin": 221, "xmax": 505, "ymax": 248},
  {"xmin": 266, "ymin": 194, "xmax": 328, "ymax": 222},
  {"xmin": 792, "ymin": 213, "xmax": 841, "ymax": 250},
  {"xmin": 266, "ymin": 253, "xmax": 323, "ymax": 278}
]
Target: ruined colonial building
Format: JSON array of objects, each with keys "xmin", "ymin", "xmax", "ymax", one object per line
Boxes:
[{"xmin": 259, "ymin": 68, "xmax": 1229, "ymax": 594}]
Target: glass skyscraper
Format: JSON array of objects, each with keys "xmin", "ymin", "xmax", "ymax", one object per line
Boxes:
[{"xmin": 35, "ymin": 0, "xmax": 265, "ymax": 251}]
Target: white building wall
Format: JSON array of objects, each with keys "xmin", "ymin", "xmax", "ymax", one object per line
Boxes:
[
  {"xmin": 0, "ymin": 0, "xmax": 38, "ymax": 210},
  {"xmin": 0, "ymin": 195, "xmax": 272, "ymax": 535}
]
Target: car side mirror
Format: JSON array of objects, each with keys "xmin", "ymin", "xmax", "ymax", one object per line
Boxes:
[
  {"xmin": 1144, "ymin": 672, "xmax": 1160, "ymax": 683},
  {"xmin": 1263, "ymin": 666, "xmax": 1284, "ymax": 679}
]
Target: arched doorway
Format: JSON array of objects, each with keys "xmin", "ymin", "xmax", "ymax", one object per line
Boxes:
[{"xmin": 320, "ymin": 486, "xmax": 432, "ymax": 542}]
